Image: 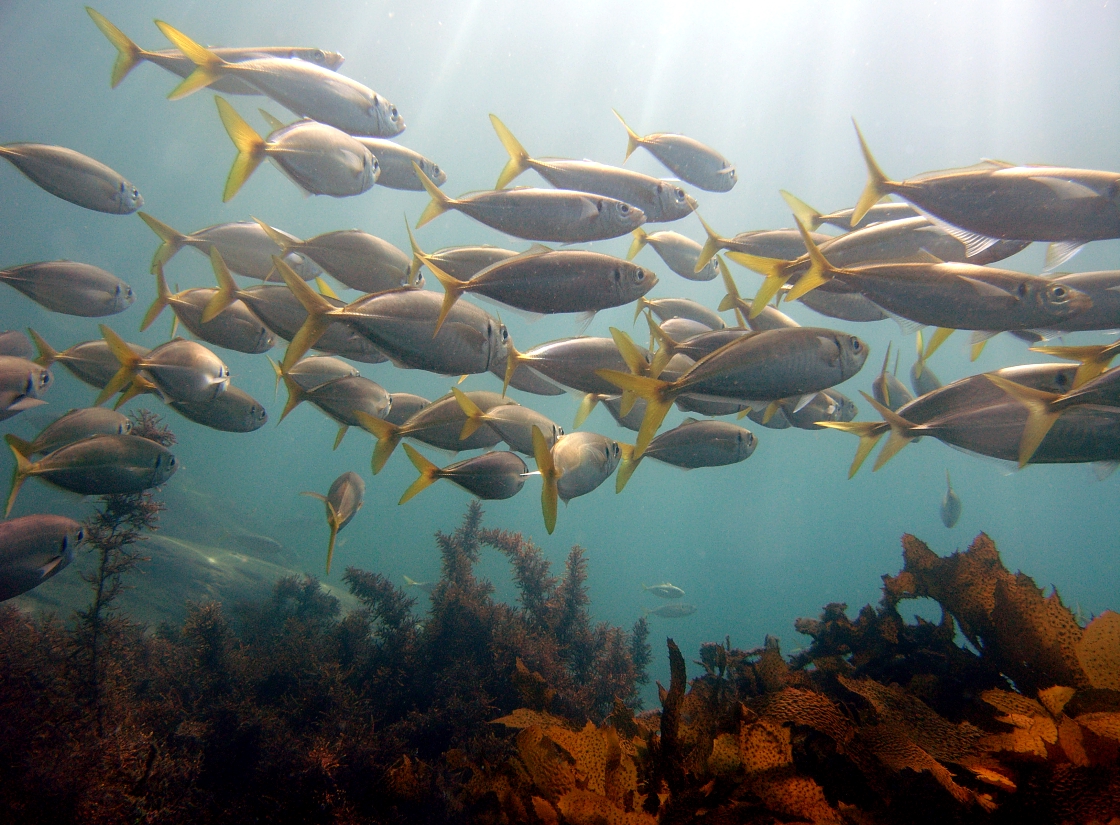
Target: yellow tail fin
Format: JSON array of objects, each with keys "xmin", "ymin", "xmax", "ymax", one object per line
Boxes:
[
  {"xmin": 595, "ymin": 369, "xmax": 675, "ymax": 457},
  {"xmin": 816, "ymin": 420, "xmax": 889, "ymax": 478},
  {"xmin": 612, "ymin": 109, "xmax": 642, "ymax": 162},
  {"xmin": 138, "ymin": 211, "xmax": 188, "ymax": 271},
  {"xmin": 490, "ymin": 114, "xmax": 532, "ymax": 189},
  {"xmin": 694, "ymin": 214, "xmax": 726, "ymax": 272},
  {"xmin": 451, "ymin": 387, "xmax": 486, "ymax": 440},
  {"xmin": 627, "ymin": 227, "xmax": 648, "ymax": 261},
  {"xmin": 200, "ymin": 247, "xmax": 239, "ymax": 324},
  {"xmin": 414, "ymin": 162, "xmax": 453, "ymax": 227},
  {"xmin": 532, "ymin": 426, "xmax": 559, "ymax": 534},
  {"xmin": 26, "ymin": 328, "xmax": 58, "ymax": 368},
  {"xmin": 215, "ymin": 96, "xmax": 265, "ymax": 202},
  {"xmin": 94, "ymin": 324, "xmax": 142, "ymax": 406},
  {"xmin": 614, "ymin": 442, "xmax": 642, "ymax": 493},
  {"xmin": 141, "ymin": 265, "xmax": 173, "ymax": 331},
  {"xmin": 573, "ymin": 393, "xmax": 599, "ymax": 430},
  {"xmin": 279, "ymin": 374, "xmax": 308, "ymax": 423},
  {"xmin": 985, "ymin": 374, "xmax": 1062, "ymax": 467},
  {"xmin": 860, "ymin": 392, "xmax": 917, "ymax": 471},
  {"xmin": 1029, "ymin": 341, "xmax": 1120, "ymax": 389},
  {"xmin": 779, "ymin": 190, "xmax": 824, "ymax": 232},
  {"xmin": 399, "ymin": 444, "xmax": 441, "ymax": 504},
  {"xmin": 355, "ymin": 411, "xmax": 403, "ymax": 474},
  {"xmin": 273, "ymin": 255, "xmax": 335, "ymax": 372},
  {"xmin": 252, "ymin": 216, "xmax": 296, "ymax": 255},
  {"xmin": 850, "ymin": 119, "xmax": 893, "ymax": 226},
  {"xmin": 155, "ymin": 20, "xmax": 226, "ymax": 99},
  {"xmin": 258, "ymin": 108, "xmax": 286, "ymax": 133},
  {"xmin": 923, "ymin": 327, "xmax": 954, "ymax": 363},
  {"xmin": 86, "ymin": 7, "xmax": 144, "ymax": 88},
  {"xmin": 406, "ymin": 221, "xmax": 464, "ymax": 335},
  {"xmin": 5, "ymin": 435, "xmax": 34, "ymax": 517},
  {"xmin": 783, "ymin": 217, "xmax": 836, "ymax": 303}
]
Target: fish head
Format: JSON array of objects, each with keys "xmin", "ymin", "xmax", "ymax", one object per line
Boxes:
[
  {"xmin": 113, "ymin": 179, "xmax": 143, "ymax": 214},
  {"xmin": 368, "ymin": 94, "xmax": 406, "ymax": 137},
  {"xmin": 718, "ymin": 165, "xmax": 738, "ymax": 188},
  {"xmin": 550, "ymin": 422, "xmax": 565, "ymax": 446},
  {"xmin": 419, "ymin": 159, "xmax": 447, "ymax": 187},
  {"xmin": 362, "ymin": 149, "xmax": 380, "ymax": 189},
  {"xmin": 598, "ymin": 198, "xmax": 646, "ymax": 232},
  {"xmin": 151, "ymin": 450, "xmax": 179, "ymax": 486},
  {"xmin": 612, "ymin": 262, "xmax": 657, "ymax": 303},
  {"xmin": 309, "ymin": 48, "xmax": 346, "ymax": 70},
  {"xmin": 112, "ymin": 281, "xmax": 135, "ymax": 313},
  {"xmin": 25, "ymin": 365, "xmax": 52, "ymax": 399},
  {"xmin": 117, "ymin": 418, "xmax": 133, "ymax": 436},
  {"xmin": 1034, "ymin": 280, "xmax": 1092, "ymax": 320},
  {"xmin": 484, "ymin": 316, "xmax": 512, "ymax": 374},
  {"xmin": 833, "ymin": 393, "xmax": 858, "ymax": 422},
  {"xmin": 736, "ymin": 427, "xmax": 758, "ymax": 461},
  {"xmin": 834, "ymin": 333, "xmax": 870, "ymax": 380},
  {"xmin": 245, "ymin": 401, "xmax": 268, "ymax": 430},
  {"xmin": 600, "ymin": 438, "xmax": 622, "ymax": 476},
  {"xmin": 284, "ymin": 251, "xmax": 324, "ymax": 282},
  {"xmin": 653, "ymin": 181, "xmax": 697, "ymax": 218},
  {"xmin": 256, "ymin": 325, "xmax": 276, "ymax": 352}
]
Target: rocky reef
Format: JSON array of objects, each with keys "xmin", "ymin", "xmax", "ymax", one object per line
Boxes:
[{"xmin": 1, "ymin": 495, "xmax": 1117, "ymax": 823}]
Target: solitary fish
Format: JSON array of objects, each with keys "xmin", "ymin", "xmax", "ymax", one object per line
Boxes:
[
  {"xmin": 169, "ymin": 386, "xmax": 267, "ymax": 433},
  {"xmin": 940, "ymin": 471, "xmax": 962, "ymax": 528},
  {"xmin": 644, "ymin": 603, "xmax": 697, "ymax": 619},
  {"xmin": 415, "ymin": 164, "xmax": 645, "ymax": 243},
  {"xmin": 215, "ymin": 97, "xmax": 378, "ymax": 200},
  {"xmin": 156, "ymin": 21, "xmax": 403, "ymax": 137},
  {"xmin": 138, "ymin": 212, "xmax": 321, "ymax": 281},
  {"xmin": 7, "ymin": 408, "xmax": 131, "ymax": 458},
  {"xmin": 6, "ymin": 433, "xmax": 178, "ymax": 516},
  {"xmin": 0, "ymin": 143, "xmax": 141, "ymax": 214},
  {"xmin": 399, "ymin": 446, "xmax": 528, "ymax": 504},
  {"xmin": 403, "ymin": 575, "xmax": 436, "ymax": 593},
  {"xmin": 642, "ymin": 582, "xmax": 685, "ymax": 599},
  {"xmin": 0, "ymin": 261, "xmax": 133, "ymax": 317},
  {"xmin": 533, "ymin": 427, "xmax": 620, "ymax": 534},
  {"xmin": 301, "ymin": 471, "xmax": 364, "ymax": 574},
  {"xmin": 614, "ymin": 110, "xmax": 736, "ymax": 192},
  {"xmin": 87, "ymin": 8, "xmax": 344, "ymax": 91},
  {"xmin": 492, "ymin": 115, "xmax": 697, "ymax": 222},
  {"xmin": 629, "ymin": 227, "xmax": 719, "ymax": 281},
  {"xmin": 0, "ymin": 514, "xmax": 84, "ymax": 601}
]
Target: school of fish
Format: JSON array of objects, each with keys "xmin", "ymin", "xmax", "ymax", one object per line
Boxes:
[{"xmin": 4, "ymin": 9, "xmax": 1120, "ymax": 608}]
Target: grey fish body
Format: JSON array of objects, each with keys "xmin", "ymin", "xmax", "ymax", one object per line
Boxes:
[
  {"xmin": 132, "ymin": 339, "xmax": 230, "ymax": 404},
  {"xmin": 326, "ymin": 471, "xmax": 364, "ymax": 531},
  {"xmin": 795, "ymin": 288, "xmax": 889, "ymax": 323},
  {"xmin": 675, "ymin": 394, "xmax": 751, "ymax": 418},
  {"xmin": 285, "ymin": 356, "xmax": 359, "ymax": 392},
  {"xmin": 665, "ymin": 328, "xmax": 755, "ymax": 363},
  {"xmin": 263, "ymin": 120, "xmax": 378, "ymax": 197},
  {"xmin": 603, "ymin": 394, "xmax": 647, "ymax": 431},
  {"xmin": 420, "ymin": 246, "xmax": 520, "ymax": 282},
  {"xmin": 0, "ymin": 143, "xmax": 141, "ymax": 214},
  {"xmin": 526, "ymin": 157, "xmax": 695, "ymax": 222},
  {"xmin": 552, "ymin": 431, "xmax": 620, "ymax": 502},
  {"xmin": 491, "ymin": 352, "xmax": 566, "ymax": 396},
  {"xmin": 384, "ymin": 393, "xmax": 430, "ymax": 426},
  {"xmin": 678, "ymin": 327, "xmax": 869, "ymax": 402},
  {"xmin": 141, "ymin": 216, "xmax": 322, "ymax": 281},
  {"xmin": 724, "ymin": 228, "xmax": 831, "ymax": 260},
  {"xmin": 472, "ymin": 405, "xmax": 564, "ymax": 455},
  {"xmin": 644, "ymin": 419, "xmax": 757, "ymax": 468},
  {"xmin": 0, "ymin": 261, "xmax": 133, "ymax": 317},
  {"xmin": 401, "ymin": 391, "xmax": 513, "ymax": 452},
  {"xmin": 519, "ymin": 337, "xmax": 649, "ymax": 395},
  {"xmin": 17, "ymin": 434, "xmax": 177, "ymax": 497},
  {"xmin": 817, "ymin": 202, "xmax": 920, "ymax": 231},
  {"xmin": 618, "ymin": 117, "xmax": 736, "ymax": 193},
  {"xmin": 35, "ymin": 337, "xmax": 148, "ymax": 389},
  {"xmin": 304, "ymin": 376, "xmax": 391, "ymax": 428},
  {"xmin": 355, "ymin": 138, "xmax": 445, "ymax": 190},
  {"xmin": 282, "ymin": 229, "xmax": 411, "ymax": 293},
  {"xmin": 645, "ymin": 603, "xmax": 697, "ymax": 618},
  {"xmin": 1048, "ymin": 270, "xmax": 1120, "ymax": 331},
  {"xmin": 457, "ymin": 248, "xmax": 656, "ymax": 315},
  {"xmin": 642, "ymin": 582, "xmax": 685, "ymax": 599},
  {"xmin": 0, "ymin": 514, "xmax": 83, "ymax": 601},
  {"xmin": 0, "ymin": 331, "xmax": 34, "ymax": 360},
  {"xmin": 427, "ymin": 451, "xmax": 528, "ymax": 500},
  {"xmin": 169, "ymin": 386, "xmax": 267, "ymax": 432},
  {"xmin": 910, "ymin": 361, "xmax": 943, "ymax": 397},
  {"xmin": 16, "ymin": 408, "xmax": 132, "ymax": 456},
  {"xmin": 940, "ymin": 472, "xmax": 962, "ymax": 527},
  {"xmin": 745, "ymin": 304, "xmax": 801, "ymax": 332},
  {"xmin": 634, "ymin": 229, "xmax": 719, "ymax": 281},
  {"xmin": 639, "ymin": 296, "xmax": 725, "ymax": 330},
  {"xmin": 785, "ymin": 390, "xmax": 857, "ymax": 430},
  {"xmin": 437, "ymin": 187, "xmax": 645, "ymax": 243},
  {"xmin": 658, "ymin": 318, "xmax": 715, "ymax": 341},
  {"xmin": 873, "ymin": 362, "xmax": 915, "ymax": 412},
  {"xmin": 335, "ymin": 289, "xmax": 508, "ymax": 375},
  {"xmin": 165, "ymin": 289, "xmax": 275, "ymax": 354},
  {"xmin": 896, "ymin": 363, "xmax": 1079, "ymax": 425},
  {"xmin": 132, "ymin": 48, "xmax": 343, "ymax": 95}
]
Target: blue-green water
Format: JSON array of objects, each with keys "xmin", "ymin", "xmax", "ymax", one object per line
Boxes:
[{"xmin": 2, "ymin": 1, "xmax": 1118, "ymax": 701}]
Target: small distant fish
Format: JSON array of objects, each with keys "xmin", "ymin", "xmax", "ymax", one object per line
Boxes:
[
  {"xmin": 0, "ymin": 261, "xmax": 134, "ymax": 317},
  {"xmin": 228, "ymin": 530, "xmax": 284, "ymax": 556},
  {"xmin": 281, "ymin": 374, "xmax": 391, "ymax": 449},
  {"xmin": 6, "ymin": 433, "xmax": 178, "ymax": 516},
  {"xmin": 399, "ymin": 446, "xmax": 528, "ymax": 504},
  {"xmin": 215, "ymin": 97, "xmax": 378, "ymax": 200},
  {"xmin": 616, "ymin": 418, "xmax": 756, "ymax": 491},
  {"xmin": 403, "ymin": 575, "xmax": 435, "ymax": 593},
  {"xmin": 940, "ymin": 471, "xmax": 962, "ymax": 528},
  {"xmin": 642, "ymin": 582, "xmax": 684, "ymax": 599},
  {"xmin": 614, "ymin": 110, "xmax": 736, "ymax": 192},
  {"xmin": 0, "ymin": 142, "xmax": 141, "ymax": 214},
  {"xmin": 634, "ymin": 296, "xmax": 725, "ymax": 331},
  {"xmin": 643, "ymin": 603, "xmax": 697, "ymax": 619},
  {"xmin": 276, "ymin": 355, "xmax": 359, "ymax": 393},
  {"xmin": 302, "ymin": 471, "xmax": 364, "ymax": 574},
  {"xmin": 0, "ymin": 514, "xmax": 84, "ymax": 601}
]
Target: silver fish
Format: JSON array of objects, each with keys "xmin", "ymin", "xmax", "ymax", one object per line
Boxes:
[
  {"xmin": 635, "ymin": 296, "xmax": 725, "ymax": 330},
  {"xmin": 6, "ymin": 433, "xmax": 178, "ymax": 515},
  {"xmin": 399, "ymin": 446, "xmax": 527, "ymax": 503},
  {"xmin": 616, "ymin": 418, "xmax": 756, "ymax": 491},
  {"xmin": 0, "ymin": 331, "xmax": 34, "ymax": 360},
  {"xmin": 383, "ymin": 393, "xmax": 430, "ymax": 426},
  {"xmin": 98, "ymin": 326, "xmax": 230, "ymax": 407},
  {"xmin": 138, "ymin": 213, "xmax": 322, "ymax": 281},
  {"xmin": 614, "ymin": 111, "xmax": 736, "ymax": 192},
  {"xmin": 871, "ymin": 343, "xmax": 914, "ymax": 412},
  {"xmin": 411, "ymin": 245, "xmax": 519, "ymax": 284},
  {"xmin": 143, "ymin": 268, "xmax": 274, "ymax": 355},
  {"xmin": 302, "ymin": 471, "xmax": 364, "ymax": 573},
  {"xmin": 452, "ymin": 387, "xmax": 563, "ymax": 455},
  {"xmin": 0, "ymin": 143, "xmax": 141, "ymax": 214},
  {"xmin": 278, "ymin": 355, "xmax": 359, "ymax": 393},
  {"xmin": 629, "ymin": 228, "xmax": 718, "ymax": 281},
  {"xmin": 416, "ymin": 166, "xmax": 645, "ymax": 243},
  {"xmin": 492, "ymin": 116, "xmax": 696, "ymax": 222},
  {"xmin": 0, "ymin": 356, "xmax": 52, "ymax": 410},
  {"xmin": 216, "ymin": 98, "xmax": 378, "ymax": 200},
  {"xmin": 940, "ymin": 471, "xmax": 962, "ymax": 528},
  {"xmin": 507, "ymin": 336, "xmax": 650, "ymax": 397},
  {"xmin": 644, "ymin": 603, "xmax": 697, "ymax": 618},
  {"xmin": 0, "ymin": 261, "xmax": 133, "ymax": 317},
  {"xmin": 87, "ymin": 7, "xmax": 344, "ymax": 91},
  {"xmin": 355, "ymin": 137, "xmax": 445, "ymax": 191},
  {"xmin": 158, "ymin": 22, "xmax": 403, "ymax": 137},
  {"xmin": 8, "ymin": 408, "xmax": 131, "ymax": 457},
  {"xmin": 534, "ymin": 429, "xmax": 620, "ymax": 533},
  {"xmin": 169, "ymin": 386, "xmax": 267, "ymax": 433},
  {"xmin": 28, "ymin": 330, "xmax": 148, "ymax": 390},
  {"xmin": 0, "ymin": 514, "xmax": 84, "ymax": 601},
  {"xmin": 781, "ymin": 189, "xmax": 919, "ymax": 232},
  {"xmin": 282, "ymin": 375, "xmax": 391, "ymax": 449},
  {"xmin": 642, "ymin": 582, "xmax": 685, "ymax": 599},
  {"xmin": 784, "ymin": 390, "xmax": 857, "ymax": 431}
]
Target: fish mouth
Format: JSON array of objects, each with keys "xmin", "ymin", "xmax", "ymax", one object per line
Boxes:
[{"xmin": 684, "ymin": 194, "xmax": 699, "ymax": 211}]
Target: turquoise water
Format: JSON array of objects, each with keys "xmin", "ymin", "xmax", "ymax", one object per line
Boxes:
[{"xmin": 1, "ymin": 0, "xmax": 1118, "ymax": 700}]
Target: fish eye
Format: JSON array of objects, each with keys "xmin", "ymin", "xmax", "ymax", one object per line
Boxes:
[
  {"xmin": 1051, "ymin": 285, "xmax": 1068, "ymax": 299},
  {"xmin": 618, "ymin": 203, "xmax": 629, "ymax": 214},
  {"xmin": 312, "ymin": 49, "xmax": 325, "ymax": 61},
  {"xmin": 635, "ymin": 269, "xmax": 645, "ymax": 281},
  {"xmin": 556, "ymin": 425, "xmax": 564, "ymax": 437},
  {"xmin": 168, "ymin": 456, "xmax": 177, "ymax": 468},
  {"xmin": 131, "ymin": 188, "xmax": 139, "ymax": 199},
  {"xmin": 675, "ymin": 188, "xmax": 685, "ymax": 199},
  {"xmin": 40, "ymin": 371, "xmax": 51, "ymax": 388},
  {"xmin": 75, "ymin": 528, "xmax": 85, "ymax": 543},
  {"xmin": 849, "ymin": 337, "xmax": 862, "ymax": 352},
  {"xmin": 431, "ymin": 165, "xmax": 440, "ymax": 175}
]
